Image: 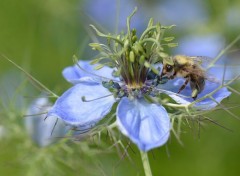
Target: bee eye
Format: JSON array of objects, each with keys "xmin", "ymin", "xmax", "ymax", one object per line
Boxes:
[{"xmin": 166, "ymin": 65, "xmax": 173, "ymax": 72}]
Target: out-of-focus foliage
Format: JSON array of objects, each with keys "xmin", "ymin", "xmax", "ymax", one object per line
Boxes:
[{"xmin": 0, "ymin": 0, "xmax": 240, "ymax": 175}]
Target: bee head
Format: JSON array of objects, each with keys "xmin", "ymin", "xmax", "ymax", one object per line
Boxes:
[
  {"xmin": 165, "ymin": 64, "xmax": 174, "ymax": 72},
  {"xmin": 160, "ymin": 56, "xmax": 175, "ymax": 78},
  {"xmin": 161, "ymin": 63, "xmax": 174, "ymax": 78}
]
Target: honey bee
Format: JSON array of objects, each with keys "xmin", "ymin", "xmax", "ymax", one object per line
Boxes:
[{"xmin": 161, "ymin": 55, "xmax": 209, "ymax": 100}]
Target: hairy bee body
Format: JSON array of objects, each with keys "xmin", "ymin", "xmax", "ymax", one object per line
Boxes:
[{"xmin": 161, "ymin": 55, "xmax": 206, "ymax": 99}]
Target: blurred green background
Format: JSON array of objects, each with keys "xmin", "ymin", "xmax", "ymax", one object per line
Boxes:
[{"xmin": 0, "ymin": 0, "xmax": 240, "ymax": 175}]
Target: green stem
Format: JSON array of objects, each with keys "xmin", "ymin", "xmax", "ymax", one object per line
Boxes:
[
  {"xmin": 140, "ymin": 151, "xmax": 153, "ymax": 176},
  {"xmin": 1, "ymin": 54, "xmax": 58, "ymax": 98},
  {"xmin": 207, "ymin": 35, "xmax": 240, "ymax": 70}
]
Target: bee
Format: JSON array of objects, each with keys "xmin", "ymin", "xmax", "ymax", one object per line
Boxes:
[{"xmin": 161, "ymin": 55, "xmax": 209, "ymax": 100}]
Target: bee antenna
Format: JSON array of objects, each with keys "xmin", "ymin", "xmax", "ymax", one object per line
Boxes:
[{"xmin": 159, "ymin": 70, "xmax": 164, "ymax": 80}]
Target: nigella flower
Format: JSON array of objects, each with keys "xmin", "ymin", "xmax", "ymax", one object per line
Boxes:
[{"xmin": 47, "ymin": 9, "xmax": 231, "ymax": 151}]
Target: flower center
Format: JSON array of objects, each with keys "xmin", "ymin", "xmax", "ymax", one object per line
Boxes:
[{"xmin": 91, "ymin": 8, "xmax": 178, "ymax": 98}]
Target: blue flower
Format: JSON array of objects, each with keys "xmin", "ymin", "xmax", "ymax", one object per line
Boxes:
[
  {"xmin": 47, "ymin": 14, "xmax": 232, "ymax": 151},
  {"xmin": 49, "ymin": 61, "xmax": 171, "ymax": 151},
  {"xmin": 48, "ymin": 59, "xmax": 231, "ymax": 151}
]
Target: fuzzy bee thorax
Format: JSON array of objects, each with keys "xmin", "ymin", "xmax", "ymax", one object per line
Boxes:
[{"xmin": 173, "ymin": 55, "xmax": 194, "ymax": 66}]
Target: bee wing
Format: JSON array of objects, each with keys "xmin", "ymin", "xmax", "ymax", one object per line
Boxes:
[
  {"xmin": 182, "ymin": 66, "xmax": 221, "ymax": 84},
  {"xmin": 205, "ymin": 74, "xmax": 221, "ymax": 83},
  {"xmin": 189, "ymin": 56, "xmax": 212, "ymax": 66}
]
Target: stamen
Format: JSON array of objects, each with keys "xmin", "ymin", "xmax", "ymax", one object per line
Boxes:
[
  {"xmin": 51, "ymin": 118, "xmax": 59, "ymax": 136},
  {"xmin": 81, "ymin": 94, "xmax": 114, "ymax": 102},
  {"xmin": 44, "ymin": 115, "xmax": 48, "ymax": 121},
  {"xmin": 23, "ymin": 112, "xmax": 48, "ymax": 117},
  {"xmin": 151, "ymin": 86, "xmax": 192, "ymax": 99}
]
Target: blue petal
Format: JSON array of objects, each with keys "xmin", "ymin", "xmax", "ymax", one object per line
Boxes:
[
  {"xmin": 48, "ymin": 83, "xmax": 115, "ymax": 126},
  {"xmin": 160, "ymin": 78, "xmax": 231, "ymax": 110},
  {"xmin": 116, "ymin": 97, "xmax": 170, "ymax": 151},
  {"xmin": 62, "ymin": 60, "xmax": 117, "ymax": 84},
  {"xmin": 25, "ymin": 97, "xmax": 67, "ymax": 147}
]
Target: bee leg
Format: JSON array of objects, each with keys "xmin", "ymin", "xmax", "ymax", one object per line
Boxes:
[
  {"xmin": 159, "ymin": 71, "xmax": 164, "ymax": 80},
  {"xmin": 169, "ymin": 71, "xmax": 177, "ymax": 80},
  {"xmin": 190, "ymin": 79, "xmax": 204, "ymax": 100},
  {"xmin": 191, "ymin": 89, "xmax": 198, "ymax": 100},
  {"xmin": 177, "ymin": 77, "xmax": 190, "ymax": 94}
]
